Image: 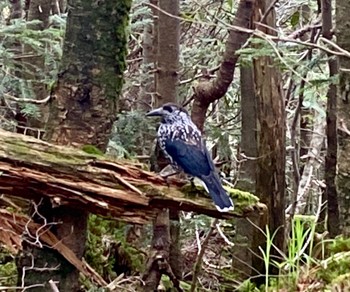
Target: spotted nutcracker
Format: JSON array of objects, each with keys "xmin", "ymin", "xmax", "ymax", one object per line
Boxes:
[{"xmin": 146, "ymin": 103, "xmax": 234, "ymax": 212}]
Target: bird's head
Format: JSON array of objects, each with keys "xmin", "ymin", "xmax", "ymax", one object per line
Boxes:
[{"xmin": 146, "ymin": 103, "xmax": 189, "ymax": 124}]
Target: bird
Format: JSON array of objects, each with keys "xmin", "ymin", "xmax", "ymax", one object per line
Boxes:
[{"xmin": 146, "ymin": 103, "xmax": 234, "ymax": 212}]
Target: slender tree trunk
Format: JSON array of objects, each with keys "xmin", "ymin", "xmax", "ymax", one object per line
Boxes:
[
  {"xmin": 295, "ymin": 118, "xmax": 326, "ymax": 214},
  {"xmin": 253, "ymin": 0, "xmax": 286, "ymax": 274},
  {"xmin": 321, "ymin": 0, "xmax": 339, "ymax": 237},
  {"xmin": 143, "ymin": 210, "xmax": 171, "ymax": 290},
  {"xmin": 155, "ymin": 0, "xmax": 180, "ymax": 105},
  {"xmin": 233, "ymin": 65, "xmax": 258, "ymax": 278},
  {"xmin": 336, "ymin": 0, "xmax": 350, "ymax": 236},
  {"xmin": 16, "ymin": 1, "xmax": 131, "ymax": 291},
  {"xmin": 51, "ymin": 0, "xmax": 66, "ymax": 14},
  {"xmin": 9, "ymin": 0, "xmax": 22, "ymax": 20},
  {"xmin": 21, "ymin": 0, "xmax": 51, "ymax": 136},
  {"xmin": 138, "ymin": 1, "xmax": 157, "ymax": 111},
  {"xmin": 143, "ymin": 0, "xmax": 182, "ymax": 290}
]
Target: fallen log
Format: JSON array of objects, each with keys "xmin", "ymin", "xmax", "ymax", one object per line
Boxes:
[{"xmin": 0, "ymin": 129, "xmax": 266, "ymax": 224}]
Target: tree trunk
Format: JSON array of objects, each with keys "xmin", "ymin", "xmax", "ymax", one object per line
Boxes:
[
  {"xmin": 155, "ymin": 0, "xmax": 180, "ymax": 105},
  {"xmin": 253, "ymin": 0, "xmax": 286, "ymax": 275},
  {"xmin": 143, "ymin": 0, "xmax": 182, "ymax": 289},
  {"xmin": 138, "ymin": 0, "xmax": 157, "ymax": 111},
  {"xmin": 233, "ymin": 65, "xmax": 259, "ymax": 278},
  {"xmin": 336, "ymin": 0, "xmax": 350, "ymax": 236},
  {"xmin": 142, "ymin": 210, "xmax": 170, "ymax": 291},
  {"xmin": 17, "ymin": 0, "xmax": 132, "ymax": 290},
  {"xmin": 321, "ymin": 0, "xmax": 340, "ymax": 237},
  {"xmin": 45, "ymin": 0, "xmax": 131, "ymax": 149},
  {"xmin": 9, "ymin": 0, "xmax": 22, "ymax": 20},
  {"xmin": 21, "ymin": 0, "xmax": 51, "ymax": 137}
]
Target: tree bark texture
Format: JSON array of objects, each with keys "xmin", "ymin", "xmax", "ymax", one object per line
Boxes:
[
  {"xmin": 45, "ymin": 0, "xmax": 131, "ymax": 150},
  {"xmin": 21, "ymin": 0, "xmax": 51, "ymax": 137},
  {"xmin": 253, "ymin": 0, "xmax": 286, "ymax": 270},
  {"xmin": 138, "ymin": 19, "xmax": 155, "ymax": 110},
  {"xmin": 238, "ymin": 65, "xmax": 257, "ymax": 191},
  {"xmin": 191, "ymin": 0, "xmax": 254, "ymax": 131},
  {"xmin": 336, "ymin": 0, "xmax": 350, "ymax": 236},
  {"xmin": 9, "ymin": 0, "xmax": 22, "ymax": 20},
  {"xmin": 142, "ymin": 210, "xmax": 170, "ymax": 291},
  {"xmin": 232, "ymin": 65, "xmax": 258, "ymax": 278},
  {"xmin": 17, "ymin": 0, "xmax": 132, "ymax": 291},
  {"xmin": 155, "ymin": 0, "xmax": 180, "ymax": 105},
  {"xmin": 322, "ymin": 0, "xmax": 340, "ymax": 237},
  {"xmin": 144, "ymin": 0, "xmax": 182, "ymax": 289}
]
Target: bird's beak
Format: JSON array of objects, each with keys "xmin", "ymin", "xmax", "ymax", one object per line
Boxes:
[{"xmin": 146, "ymin": 107, "xmax": 164, "ymax": 117}]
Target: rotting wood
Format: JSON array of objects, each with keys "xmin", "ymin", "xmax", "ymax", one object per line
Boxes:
[
  {"xmin": 0, "ymin": 209, "xmax": 107, "ymax": 287},
  {"xmin": 0, "ymin": 129, "xmax": 266, "ymax": 224}
]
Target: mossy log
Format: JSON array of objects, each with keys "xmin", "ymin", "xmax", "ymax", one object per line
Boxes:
[{"xmin": 0, "ymin": 129, "xmax": 266, "ymax": 224}]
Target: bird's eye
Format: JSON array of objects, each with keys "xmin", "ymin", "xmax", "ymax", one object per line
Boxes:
[{"xmin": 163, "ymin": 105, "xmax": 173, "ymax": 112}]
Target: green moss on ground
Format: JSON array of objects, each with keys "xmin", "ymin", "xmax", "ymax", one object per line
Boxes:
[
  {"xmin": 82, "ymin": 214, "xmax": 146, "ymax": 289},
  {"xmin": 0, "ymin": 249, "xmax": 17, "ymax": 287}
]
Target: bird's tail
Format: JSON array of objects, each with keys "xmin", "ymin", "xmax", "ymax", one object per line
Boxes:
[{"xmin": 200, "ymin": 172, "xmax": 234, "ymax": 212}]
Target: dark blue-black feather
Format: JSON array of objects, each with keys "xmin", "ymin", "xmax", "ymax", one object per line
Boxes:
[
  {"xmin": 164, "ymin": 139, "xmax": 212, "ymax": 177},
  {"xmin": 146, "ymin": 103, "xmax": 234, "ymax": 211},
  {"xmin": 164, "ymin": 138, "xmax": 233, "ymax": 211}
]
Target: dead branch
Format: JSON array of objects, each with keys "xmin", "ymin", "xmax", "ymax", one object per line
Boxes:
[
  {"xmin": 0, "ymin": 209, "xmax": 107, "ymax": 287},
  {"xmin": 0, "ymin": 129, "xmax": 265, "ymax": 224},
  {"xmin": 190, "ymin": 218, "xmax": 218, "ymax": 292}
]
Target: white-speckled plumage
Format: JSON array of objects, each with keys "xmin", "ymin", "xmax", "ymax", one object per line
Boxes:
[
  {"xmin": 157, "ymin": 107, "xmax": 201, "ymax": 166},
  {"xmin": 147, "ymin": 103, "xmax": 234, "ymax": 212}
]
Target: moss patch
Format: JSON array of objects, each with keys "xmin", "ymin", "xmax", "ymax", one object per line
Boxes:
[
  {"xmin": 0, "ymin": 249, "xmax": 17, "ymax": 287},
  {"xmin": 81, "ymin": 144, "xmax": 105, "ymax": 156}
]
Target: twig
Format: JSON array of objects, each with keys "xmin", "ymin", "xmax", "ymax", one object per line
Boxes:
[
  {"xmin": 216, "ymin": 222, "xmax": 234, "ymax": 246},
  {"xmin": 260, "ymin": 0, "xmax": 279, "ymax": 24},
  {"xmin": 3, "ymin": 93, "xmax": 51, "ymax": 104},
  {"xmin": 49, "ymin": 279, "xmax": 60, "ymax": 292},
  {"xmin": 145, "ymin": 1, "xmax": 350, "ymax": 59},
  {"xmin": 0, "ymin": 284, "xmax": 45, "ymax": 291},
  {"xmin": 339, "ymin": 119, "xmax": 350, "ymax": 136},
  {"xmin": 195, "ymin": 224, "xmax": 201, "ymax": 255},
  {"xmin": 190, "ymin": 218, "xmax": 218, "ymax": 292},
  {"xmin": 113, "ymin": 173, "xmax": 145, "ymax": 196}
]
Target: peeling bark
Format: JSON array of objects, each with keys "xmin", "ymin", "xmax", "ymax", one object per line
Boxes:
[{"xmin": 253, "ymin": 0, "xmax": 286, "ymax": 274}]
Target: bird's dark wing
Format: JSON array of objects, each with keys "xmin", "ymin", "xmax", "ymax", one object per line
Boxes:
[{"xmin": 164, "ymin": 138, "xmax": 214, "ymax": 177}]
